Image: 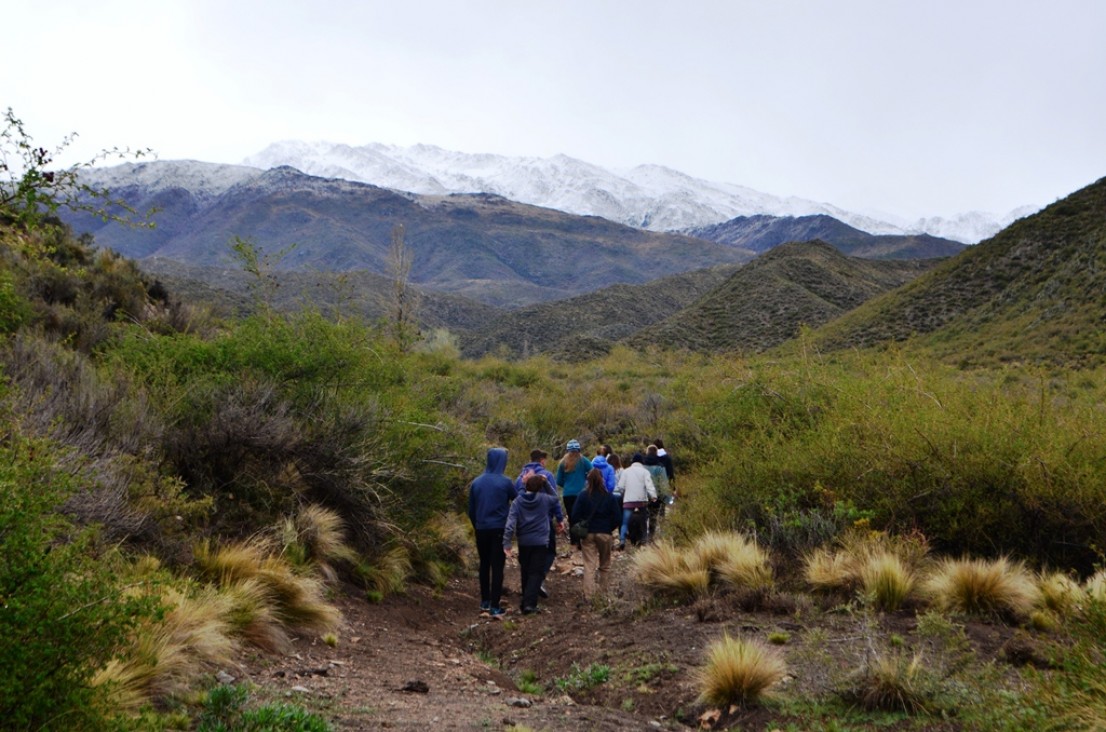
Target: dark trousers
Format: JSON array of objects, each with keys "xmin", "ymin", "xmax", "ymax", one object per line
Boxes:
[
  {"xmin": 544, "ymin": 525, "xmax": 557, "ymax": 574},
  {"xmin": 563, "ymin": 495, "xmax": 578, "ymax": 546},
  {"xmin": 517, "ymin": 544, "xmax": 548, "ymax": 611},
  {"xmin": 475, "ymin": 528, "xmax": 505, "ymax": 609}
]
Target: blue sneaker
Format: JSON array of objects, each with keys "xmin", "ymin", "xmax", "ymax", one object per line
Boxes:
[
  {"xmin": 488, "ymin": 607, "xmax": 506, "ymax": 619},
  {"xmin": 480, "ymin": 601, "xmax": 491, "ymax": 613}
]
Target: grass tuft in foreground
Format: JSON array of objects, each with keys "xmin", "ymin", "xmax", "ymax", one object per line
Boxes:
[{"xmin": 696, "ymin": 633, "xmax": 787, "ymax": 708}]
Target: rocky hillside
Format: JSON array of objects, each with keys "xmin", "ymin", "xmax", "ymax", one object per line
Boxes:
[
  {"xmin": 68, "ymin": 164, "xmax": 753, "ymax": 308},
  {"xmin": 634, "ymin": 241, "xmax": 939, "ymax": 354},
  {"xmin": 812, "ymin": 176, "xmax": 1106, "ymax": 366},
  {"xmin": 688, "ymin": 214, "xmax": 965, "ymax": 259}
]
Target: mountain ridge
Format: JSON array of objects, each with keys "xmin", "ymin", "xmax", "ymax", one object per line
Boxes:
[{"xmin": 242, "ymin": 141, "xmax": 1032, "ymax": 243}]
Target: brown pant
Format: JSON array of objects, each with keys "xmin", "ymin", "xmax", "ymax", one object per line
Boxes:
[{"xmin": 580, "ymin": 532, "xmax": 613, "ymax": 598}]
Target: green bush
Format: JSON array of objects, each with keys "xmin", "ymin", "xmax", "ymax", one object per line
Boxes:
[
  {"xmin": 198, "ymin": 684, "xmax": 331, "ymax": 732},
  {"xmin": 0, "ymin": 415, "xmax": 158, "ymax": 730}
]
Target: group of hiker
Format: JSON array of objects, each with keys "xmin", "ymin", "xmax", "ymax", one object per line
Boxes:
[{"xmin": 466, "ymin": 439, "xmax": 676, "ymax": 618}]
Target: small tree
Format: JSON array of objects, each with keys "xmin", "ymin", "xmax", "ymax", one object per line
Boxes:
[
  {"xmin": 387, "ymin": 223, "xmax": 420, "ymax": 350},
  {"xmin": 0, "ymin": 107, "xmax": 155, "ymax": 230}
]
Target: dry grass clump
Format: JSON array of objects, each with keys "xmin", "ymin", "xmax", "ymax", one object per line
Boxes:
[
  {"xmin": 695, "ymin": 633, "xmax": 787, "ymax": 707},
  {"xmin": 860, "ymin": 552, "xmax": 915, "ymax": 612},
  {"xmin": 361, "ymin": 545, "xmax": 414, "ymax": 596},
  {"xmin": 279, "ymin": 504, "xmax": 358, "ymax": 581},
  {"xmin": 633, "ymin": 541, "xmax": 711, "ymax": 597},
  {"xmin": 92, "ymin": 586, "xmax": 236, "ymax": 712},
  {"xmin": 1084, "ymin": 570, "xmax": 1106, "ymax": 604},
  {"xmin": 193, "ymin": 537, "xmax": 340, "ymax": 634},
  {"xmin": 922, "ymin": 557, "xmax": 1040, "ymax": 619},
  {"xmin": 1037, "ymin": 571, "xmax": 1084, "ymax": 617},
  {"xmin": 844, "ymin": 650, "xmax": 934, "ymax": 714},
  {"xmin": 804, "ymin": 531, "xmax": 928, "ymax": 610},
  {"xmin": 692, "ymin": 531, "xmax": 774, "ymax": 591},
  {"xmin": 803, "ymin": 546, "xmax": 858, "ymax": 593}
]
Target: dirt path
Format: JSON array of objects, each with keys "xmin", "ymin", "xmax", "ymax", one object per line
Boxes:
[{"xmin": 238, "ymin": 549, "xmax": 677, "ymax": 730}]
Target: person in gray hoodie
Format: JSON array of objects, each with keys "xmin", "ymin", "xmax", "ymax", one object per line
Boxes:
[
  {"xmin": 467, "ymin": 447, "xmax": 516, "ymax": 617},
  {"xmin": 503, "ymin": 474, "xmax": 564, "ymax": 614}
]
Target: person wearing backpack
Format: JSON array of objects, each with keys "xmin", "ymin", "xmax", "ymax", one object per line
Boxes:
[
  {"xmin": 467, "ymin": 447, "xmax": 517, "ymax": 617},
  {"xmin": 571, "ymin": 468, "xmax": 621, "ymax": 600},
  {"xmin": 614, "ymin": 453, "xmax": 657, "ymax": 549},
  {"xmin": 503, "ymin": 474, "xmax": 565, "ymax": 614},
  {"xmin": 556, "ymin": 439, "xmax": 592, "ymax": 546}
]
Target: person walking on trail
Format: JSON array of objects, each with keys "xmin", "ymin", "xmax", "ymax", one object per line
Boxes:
[
  {"xmin": 614, "ymin": 453, "xmax": 657, "ymax": 549},
  {"xmin": 653, "ymin": 437, "xmax": 676, "ymax": 493},
  {"xmin": 592, "ymin": 445, "xmax": 617, "ymax": 493},
  {"xmin": 515, "ymin": 448, "xmax": 558, "ymax": 597},
  {"xmin": 467, "ymin": 447, "xmax": 517, "ymax": 617},
  {"xmin": 643, "ymin": 444, "xmax": 672, "ymax": 540},
  {"xmin": 504, "ymin": 474, "xmax": 565, "ymax": 615},
  {"xmin": 556, "ymin": 439, "xmax": 592, "ymax": 545},
  {"xmin": 571, "ymin": 468, "xmax": 621, "ymax": 601}
]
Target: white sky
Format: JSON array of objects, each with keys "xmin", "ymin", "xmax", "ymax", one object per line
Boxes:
[{"xmin": 6, "ymin": 0, "xmax": 1104, "ymax": 219}]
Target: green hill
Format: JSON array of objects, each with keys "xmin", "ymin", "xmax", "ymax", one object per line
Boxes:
[
  {"xmin": 459, "ymin": 263, "xmax": 741, "ymax": 359},
  {"xmin": 812, "ymin": 176, "xmax": 1106, "ymax": 366},
  {"xmin": 633, "ymin": 241, "xmax": 938, "ymax": 354}
]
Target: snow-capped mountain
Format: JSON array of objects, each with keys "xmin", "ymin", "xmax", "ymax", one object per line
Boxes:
[{"xmin": 242, "ymin": 141, "xmax": 1033, "ymax": 243}]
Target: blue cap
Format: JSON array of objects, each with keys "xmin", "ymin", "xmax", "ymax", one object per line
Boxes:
[{"xmin": 566, "ymin": 439, "xmax": 581, "ymax": 452}]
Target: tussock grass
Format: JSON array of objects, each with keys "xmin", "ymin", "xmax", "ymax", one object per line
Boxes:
[
  {"xmin": 280, "ymin": 504, "xmax": 358, "ymax": 581},
  {"xmin": 691, "ymin": 531, "xmax": 774, "ymax": 590},
  {"xmin": 845, "ymin": 650, "xmax": 933, "ymax": 714},
  {"xmin": 696, "ymin": 634, "xmax": 787, "ymax": 707},
  {"xmin": 92, "ymin": 587, "xmax": 237, "ymax": 712},
  {"xmin": 633, "ymin": 541, "xmax": 711, "ymax": 597},
  {"xmin": 803, "ymin": 546, "xmax": 858, "ymax": 594},
  {"xmin": 222, "ymin": 577, "xmax": 290, "ymax": 652},
  {"xmin": 194, "ymin": 537, "xmax": 275, "ymax": 585},
  {"xmin": 1038, "ymin": 571, "xmax": 1084, "ymax": 617},
  {"xmin": 1085, "ymin": 570, "xmax": 1106, "ymax": 604},
  {"xmin": 255, "ymin": 556, "xmax": 340, "ymax": 633},
  {"xmin": 361, "ymin": 545, "xmax": 414, "ymax": 595},
  {"xmin": 860, "ymin": 552, "xmax": 915, "ymax": 612},
  {"xmin": 923, "ymin": 557, "xmax": 1040, "ymax": 619}
]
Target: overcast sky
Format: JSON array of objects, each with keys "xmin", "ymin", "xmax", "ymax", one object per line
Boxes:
[{"xmin": 7, "ymin": 0, "xmax": 1104, "ymax": 220}]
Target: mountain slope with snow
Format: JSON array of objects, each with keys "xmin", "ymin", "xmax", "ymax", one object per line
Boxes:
[{"xmin": 242, "ymin": 141, "xmax": 1034, "ymax": 243}]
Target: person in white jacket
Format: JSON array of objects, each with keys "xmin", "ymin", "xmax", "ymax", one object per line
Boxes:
[{"xmin": 614, "ymin": 453, "xmax": 656, "ymax": 549}]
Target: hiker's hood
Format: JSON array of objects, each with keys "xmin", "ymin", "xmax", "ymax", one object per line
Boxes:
[{"xmin": 485, "ymin": 447, "xmax": 508, "ymax": 474}]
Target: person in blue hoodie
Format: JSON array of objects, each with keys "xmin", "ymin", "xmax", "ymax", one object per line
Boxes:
[
  {"xmin": 503, "ymin": 474, "xmax": 564, "ymax": 614},
  {"xmin": 592, "ymin": 445, "xmax": 616, "ymax": 493},
  {"xmin": 467, "ymin": 447, "xmax": 516, "ymax": 618}
]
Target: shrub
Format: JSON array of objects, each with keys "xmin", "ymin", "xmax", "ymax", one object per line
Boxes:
[
  {"xmin": 0, "ymin": 425, "xmax": 157, "ymax": 730},
  {"xmin": 696, "ymin": 634, "xmax": 786, "ymax": 707},
  {"xmin": 198, "ymin": 684, "xmax": 332, "ymax": 732},
  {"xmin": 923, "ymin": 557, "xmax": 1040, "ymax": 620}
]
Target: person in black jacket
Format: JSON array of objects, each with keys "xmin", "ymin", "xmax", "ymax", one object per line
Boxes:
[{"xmin": 571, "ymin": 468, "xmax": 622, "ymax": 600}]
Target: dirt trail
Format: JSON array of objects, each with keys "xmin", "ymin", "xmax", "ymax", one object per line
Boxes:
[{"xmin": 238, "ymin": 550, "xmax": 678, "ymax": 730}]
